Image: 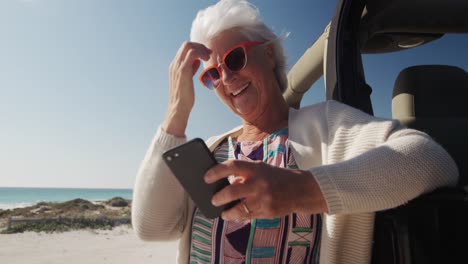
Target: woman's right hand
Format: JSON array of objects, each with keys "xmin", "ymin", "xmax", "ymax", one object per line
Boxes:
[{"xmin": 162, "ymin": 42, "xmax": 212, "ymax": 137}]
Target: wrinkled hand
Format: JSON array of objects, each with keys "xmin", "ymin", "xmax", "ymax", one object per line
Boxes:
[
  {"xmin": 204, "ymin": 160, "xmax": 327, "ymax": 221},
  {"xmin": 162, "ymin": 42, "xmax": 211, "ymax": 137}
]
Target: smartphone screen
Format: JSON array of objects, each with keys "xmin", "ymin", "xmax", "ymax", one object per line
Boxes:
[{"xmin": 162, "ymin": 138, "xmax": 238, "ymax": 219}]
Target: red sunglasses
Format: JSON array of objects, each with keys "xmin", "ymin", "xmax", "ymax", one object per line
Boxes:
[{"xmin": 199, "ymin": 41, "xmax": 265, "ymax": 89}]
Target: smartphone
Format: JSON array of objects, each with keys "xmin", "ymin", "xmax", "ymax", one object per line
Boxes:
[{"xmin": 162, "ymin": 138, "xmax": 239, "ymax": 219}]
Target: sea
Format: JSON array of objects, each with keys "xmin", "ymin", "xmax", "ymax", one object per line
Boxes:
[{"xmin": 0, "ymin": 187, "xmax": 133, "ymax": 210}]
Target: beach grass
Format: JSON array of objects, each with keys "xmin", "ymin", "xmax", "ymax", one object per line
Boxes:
[
  {"xmin": 1, "ymin": 217, "xmax": 126, "ymax": 234},
  {"xmin": 0, "ymin": 197, "xmax": 131, "ymax": 234}
]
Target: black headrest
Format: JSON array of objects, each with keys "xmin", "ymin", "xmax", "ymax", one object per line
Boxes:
[{"xmin": 392, "ymin": 65, "xmax": 468, "ymax": 118}]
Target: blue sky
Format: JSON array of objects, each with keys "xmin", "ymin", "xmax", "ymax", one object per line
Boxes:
[{"xmin": 0, "ymin": 0, "xmax": 466, "ymax": 189}]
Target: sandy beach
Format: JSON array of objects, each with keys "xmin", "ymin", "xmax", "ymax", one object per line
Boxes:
[{"xmin": 0, "ymin": 226, "xmax": 178, "ymax": 264}]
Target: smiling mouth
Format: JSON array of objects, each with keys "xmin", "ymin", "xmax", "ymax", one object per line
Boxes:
[{"xmin": 231, "ymin": 83, "xmax": 250, "ymax": 97}]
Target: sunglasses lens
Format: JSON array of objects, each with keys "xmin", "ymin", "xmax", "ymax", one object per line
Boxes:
[
  {"xmin": 202, "ymin": 68, "xmax": 221, "ymax": 89},
  {"xmin": 225, "ymin": 47, "xmax": 246, "ymax": 71}
]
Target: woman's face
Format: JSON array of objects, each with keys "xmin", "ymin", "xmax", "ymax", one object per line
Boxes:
[{"xmin": 204, "ymin": 29, "xmax": 279, "ymax": 121}]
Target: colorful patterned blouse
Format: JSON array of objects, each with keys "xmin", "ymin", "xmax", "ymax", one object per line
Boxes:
[{"xmin": 189, "ymin": 128, "xmax": 322, "ymax": 264}]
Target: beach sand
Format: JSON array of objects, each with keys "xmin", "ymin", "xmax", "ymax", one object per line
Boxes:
[{"xmin": 0, "ymin": 226, "xmax": 178, "ymax": 264}]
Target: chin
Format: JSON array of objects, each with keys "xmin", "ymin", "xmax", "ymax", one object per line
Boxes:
[{"xmin": 234, "ymin": 107, "xmax": 257, "ymax": 119}]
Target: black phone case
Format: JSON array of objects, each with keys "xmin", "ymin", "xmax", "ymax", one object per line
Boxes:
[{"xmin": 162, "ymin": 138, "xmax": 238, "ymax": 219}]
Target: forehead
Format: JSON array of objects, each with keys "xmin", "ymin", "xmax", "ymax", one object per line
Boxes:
[{"xmin": 205, "ymin": 29, "xmax": 250, "ymax": 63}]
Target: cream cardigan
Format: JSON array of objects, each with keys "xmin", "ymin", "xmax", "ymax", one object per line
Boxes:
[{"xmin": 132, "ymin": 100, "xmax": 458, "ymax": 264}]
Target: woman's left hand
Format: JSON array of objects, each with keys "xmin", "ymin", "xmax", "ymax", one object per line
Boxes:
[{"xmin": 204, "ymin": 160, "xmax": 328, "ymax": 221}]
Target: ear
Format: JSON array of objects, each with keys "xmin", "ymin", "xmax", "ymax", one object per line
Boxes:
[{"xmin": 265, "ymin": 43, "xmax": 276, "ymax": 68}]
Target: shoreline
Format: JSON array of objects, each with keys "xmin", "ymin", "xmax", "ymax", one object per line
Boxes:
[
  {"xmin": 0, "ymin": 199, "xmax": 114, "ymax": 211},
  {"xmin": 0, "ymin": 186, "xmax": 132, "ymax": 211}
]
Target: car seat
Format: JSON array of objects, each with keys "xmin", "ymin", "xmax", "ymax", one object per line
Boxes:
[
  {"xmin": 371, "ymin": 65, "xmax": 468, "ymax": 264},
  {"xmin": 392, "ymin": 65, "xmax": 468, "ymax": 186}
]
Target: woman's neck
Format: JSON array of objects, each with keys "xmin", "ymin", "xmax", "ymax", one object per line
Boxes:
[{"xmin": 238, "ymin": 99, "xmax": 289, "ymax": 142}]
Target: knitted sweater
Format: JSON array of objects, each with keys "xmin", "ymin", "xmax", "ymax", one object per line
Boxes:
[{"xmin": 132, "ymin": 100, "xmax": 458, "ymax": 264}]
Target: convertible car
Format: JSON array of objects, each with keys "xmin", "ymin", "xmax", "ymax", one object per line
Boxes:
[{"xmin": 284, "ymin": 0, "xmax": 468, "ymax": 263}]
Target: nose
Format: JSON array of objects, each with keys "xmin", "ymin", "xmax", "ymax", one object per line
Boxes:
[{"xmin": 220, "ymin": 64, "xmax": 237, "ymax": 85}]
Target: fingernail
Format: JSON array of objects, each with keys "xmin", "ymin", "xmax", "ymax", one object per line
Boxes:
[
  {"xmin": 204, "ymin": 171, "xmax": 213, "ymax": 183},
  {"xmin": 204, "ymin": 172, "xmax": 211, "ymax": 183},
  {"xmin": 211, "ymin": 198, "xmax": 219, "ymax": 206}
]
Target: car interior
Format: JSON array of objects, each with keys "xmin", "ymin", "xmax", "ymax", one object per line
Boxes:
[{"xmin": 284, "ymin": 0, "xmax": 468, "ymax": 263}]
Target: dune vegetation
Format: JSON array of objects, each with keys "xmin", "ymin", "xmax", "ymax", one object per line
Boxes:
[{"xmin": 0, "ymin": 197, "xmax": 131, "ymax": 234}]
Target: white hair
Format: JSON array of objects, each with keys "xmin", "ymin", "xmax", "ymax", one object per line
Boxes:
[{"xmin": 190, "ymin": 0, "xmax": 288, "ymax": 92}]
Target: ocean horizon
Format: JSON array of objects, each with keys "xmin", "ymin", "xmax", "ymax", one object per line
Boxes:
[{"xmin": 0, "ymin": 187, "xmax": 133, "ymax": 210}]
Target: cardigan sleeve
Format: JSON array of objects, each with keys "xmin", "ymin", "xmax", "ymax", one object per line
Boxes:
[
  {"xmin": 310, "ymin": 100, "xmax": 459, "ymax": 215},
  {"xmin": 131, "ymin": 127, "xmax": 189, "ymax": 241}
]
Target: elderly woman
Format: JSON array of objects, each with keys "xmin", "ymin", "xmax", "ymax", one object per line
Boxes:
[{"xmin": 132, "ymin": 0, "xmax": 458, "ymax": 263}]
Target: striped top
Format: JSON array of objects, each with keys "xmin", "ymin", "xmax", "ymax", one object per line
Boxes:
[{"xmin": 189, "ymin": 128, "xmax": 322, "ymax": 264}]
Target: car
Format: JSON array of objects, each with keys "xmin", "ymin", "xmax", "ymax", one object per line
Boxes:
[{"xmin": 284, "ymin": 0, "xmax": 468, "ymax": 263}]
